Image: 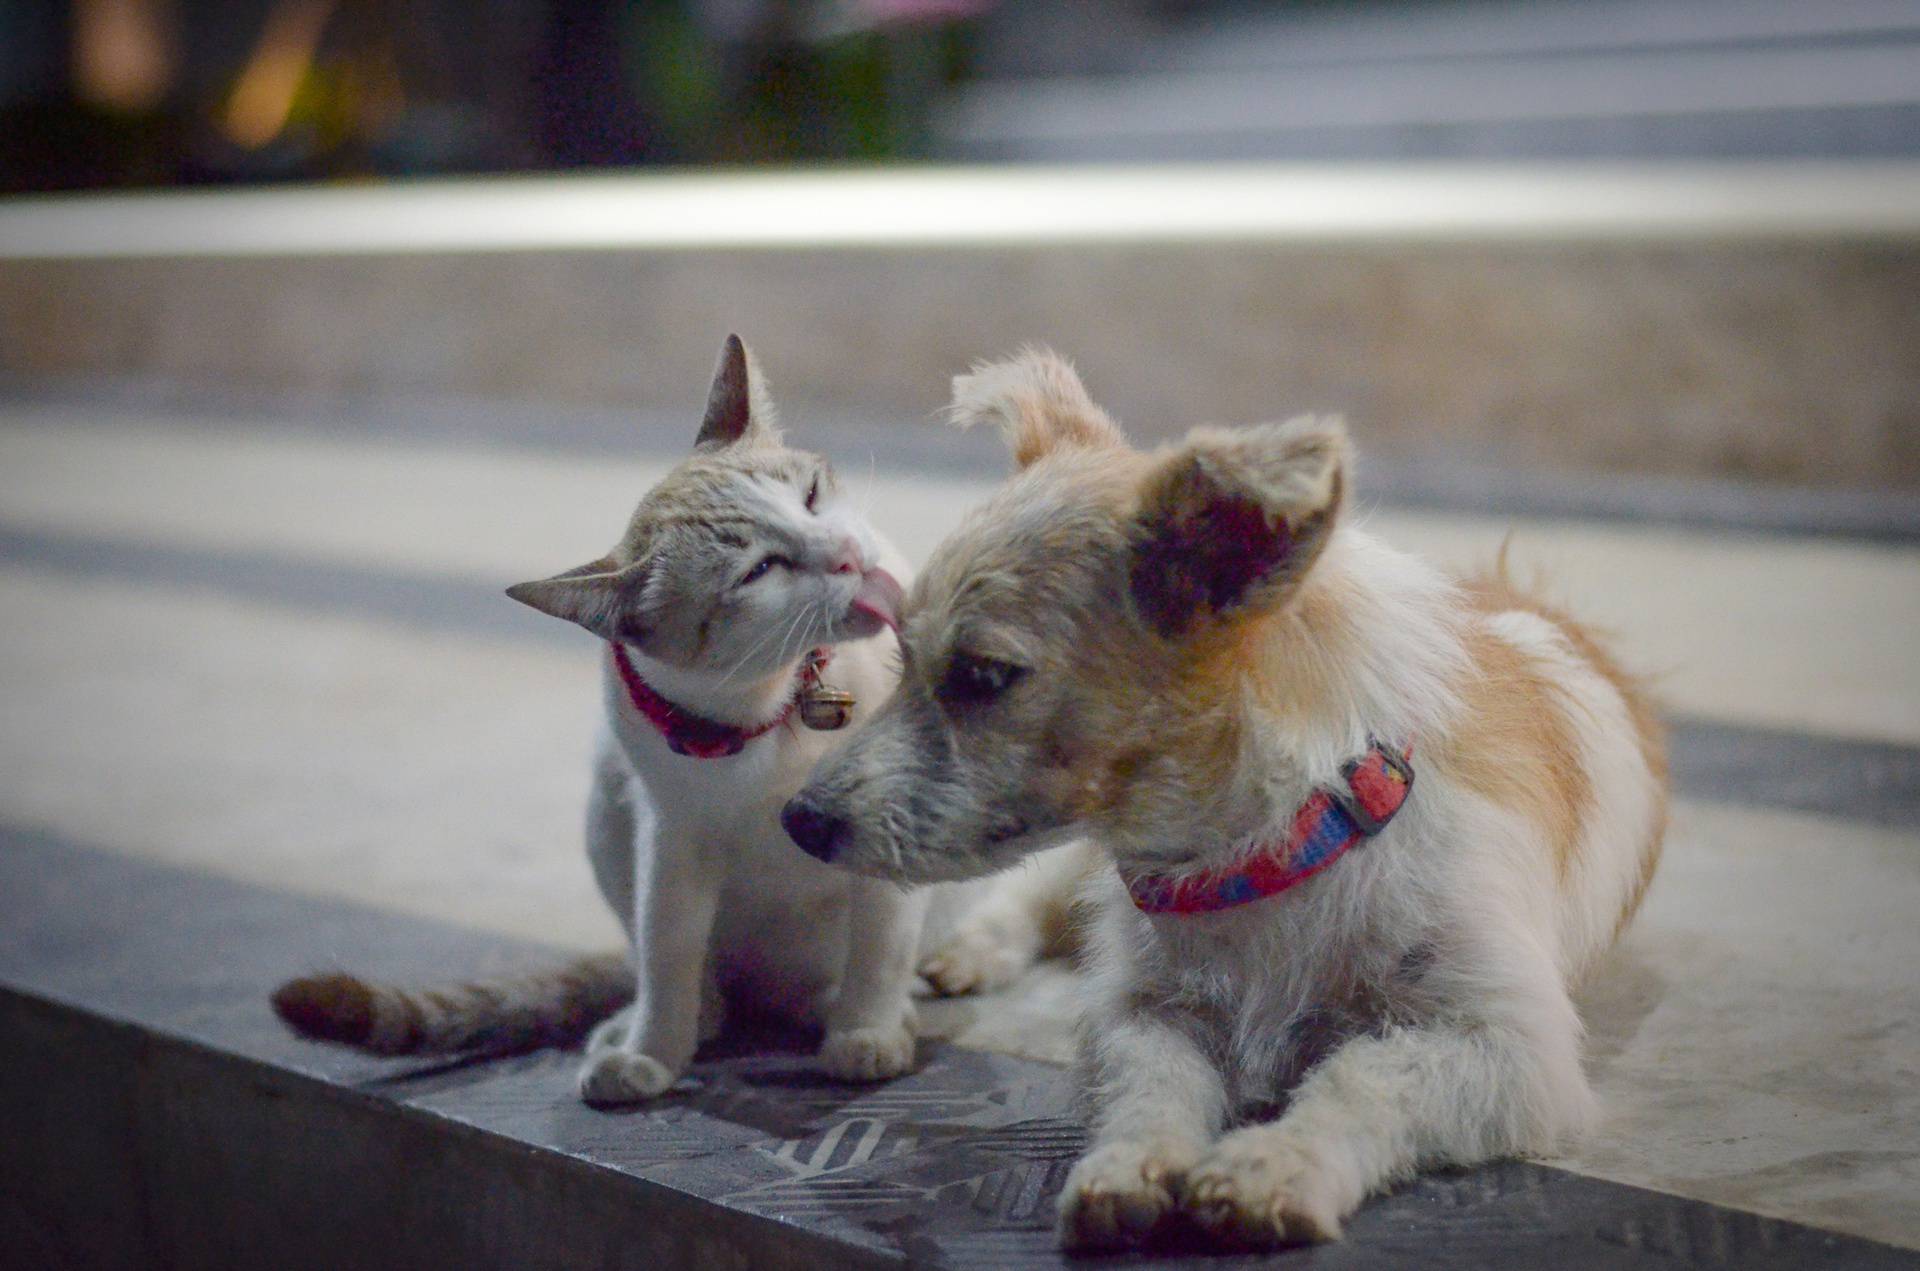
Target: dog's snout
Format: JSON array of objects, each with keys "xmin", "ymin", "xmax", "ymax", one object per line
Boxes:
[{"xmin": 780, "ymin": 794, "xmax": 847, "ymax": 863}]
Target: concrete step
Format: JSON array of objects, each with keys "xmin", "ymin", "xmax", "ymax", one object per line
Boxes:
[
  {"xmin": 946, "ymin": 0, "xmax": 1920, "ymax": 161},
  {"xmin": 7, "ymin": 829, "xmax": 1916, "ymax": 1270},
  {"xmin": 3, "ymin": 164, "xmax": 1918, "ymax": 490}
]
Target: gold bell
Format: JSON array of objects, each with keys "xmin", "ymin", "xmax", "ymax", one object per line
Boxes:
[{"xmin": 799, "ymin": 685, "xmax": 856, "ymax": 731}]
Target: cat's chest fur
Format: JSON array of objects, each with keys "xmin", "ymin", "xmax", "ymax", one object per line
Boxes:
[
  {"xmin": 603, "ymin": 628, "xmax": 903, "ymax": 980},
  {"xmin": 606, "ymin": 630, "xmax": 897, "ymax": 830}
]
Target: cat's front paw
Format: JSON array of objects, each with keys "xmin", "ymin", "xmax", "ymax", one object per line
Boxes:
[
  {"xmin": 1056, "ymin": 1139, "xmax": 1196, "ymax": 1251},
  {"xmin": 818, "ymin": 1025, "xmax": 916, "ymax": 1082},
  {"xmin": 577, "ymin": 1049, "xmax": 678, "ymax": 1106},
  {"xmin": 1181, "ymin": 1131, "xmax": 1344, "ymax": 1247},
  {"xmin": 586, "ymin": 1004, "xmax": 636, "ymax": 1054}
]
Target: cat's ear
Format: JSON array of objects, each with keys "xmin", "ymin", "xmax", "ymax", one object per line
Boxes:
[
  {"xmin": 506, "ymin": 557, "xmax": 652, "ymax": 643},
  {"xmin": 946, "ymin": 347, "xmax": 1124, "ymax": 468},
  {"xmin": 695, "ymin": 334, "xmax": 779, "ymax": 450}
]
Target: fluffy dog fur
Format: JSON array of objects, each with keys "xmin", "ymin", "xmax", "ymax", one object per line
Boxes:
[{"xmin": 784, "ymin": 349, "xmax": 1668, "ymax": 1249}]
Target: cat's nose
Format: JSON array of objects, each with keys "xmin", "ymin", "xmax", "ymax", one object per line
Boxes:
[
  {"xmin": 827, "ymin": 538, "xmax": 862, "ymax": 575},
  {"xmin": 780, "ymin": 794, "xmax": 847, "ymax": 863}
]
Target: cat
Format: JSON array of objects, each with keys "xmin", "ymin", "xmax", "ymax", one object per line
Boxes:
[{"xmin": 274, "ymin": 335, "xmax": 1076, "ymax": 1102}]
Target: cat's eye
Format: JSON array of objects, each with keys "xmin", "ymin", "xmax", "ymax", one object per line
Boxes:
[
  {"xmin": 739, "ymin": 555, "xmax": 792, "ymax": 586},
  {"xmin": 804, "ymin": 474, "xmax": 821, "ymax": 512},
  {"xmin": 939, "ymin": 651, "xmax": 1027, "ymax": 708}
]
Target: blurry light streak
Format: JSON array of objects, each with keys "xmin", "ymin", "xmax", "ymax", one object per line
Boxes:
[
  {"xmin": 2, "ymin": 164, "xmax": 1918, "ymax": 261},
  {"xmin": 222, "ymin": 0, "xmax": 337, "ymax": 149},
  {"xmin": 73, "ymin": 0, "xmax": 173, "ymax": 113}
]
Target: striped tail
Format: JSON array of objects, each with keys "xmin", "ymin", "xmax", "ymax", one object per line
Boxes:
[{"xmin": 271, "ymin": 951, "xmax": 632, "ymax": 1057}]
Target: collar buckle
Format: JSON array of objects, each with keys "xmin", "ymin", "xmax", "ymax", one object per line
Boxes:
[
  {"xmin": 1328, "ymin": 785, "xmax": 1386, "ymax": 837},
  {"xmin": 1332, "ymin": 741, "xmax": 1415, "ymax": 838}
]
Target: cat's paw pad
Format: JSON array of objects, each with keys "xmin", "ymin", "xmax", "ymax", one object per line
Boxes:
[
  {"xmin": 576, "ymin": 1050, "xmax": 677, "ymax": 1106},
  {"xmin": 918, "ymin": 928, "xmax": 1032, "ymax": 997},
  {"xmin": 1056, "ymin": 1139, "xmax": 1195, "ymax": 1251},
  {"xmin": 585, "ymin": 1005, "xmax": 637, "ymax": 1054},
  {"xmin": 1181, "ymin": 1135, "xmax": 1342, "ymax": 1247},
  {"xmin": 818, "ymin": 1025, "xmax": 916, "ymax": 1082}
]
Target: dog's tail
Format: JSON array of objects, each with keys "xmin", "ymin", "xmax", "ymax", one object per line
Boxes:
[{"xmin": 271, "ymin": 951, "xmax": 631, "ymax": 1057}]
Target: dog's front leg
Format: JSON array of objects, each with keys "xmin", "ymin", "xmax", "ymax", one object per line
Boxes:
[
  {"xmin": 1058, "ymin": 1006, "xmax": 1227, "ymax": 1251},
  {"xmin": 576, "ymin": 829, "xmax": 721, "ymax": 1106},
  {"xmin": 820, "ymin": 878, "xmax": 928, "ymax": 1081},
  {"xmin": 1182, "ymin": 1012, "xmax": 1594, "ymax": 1246}
]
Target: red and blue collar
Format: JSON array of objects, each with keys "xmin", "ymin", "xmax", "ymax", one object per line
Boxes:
[
  {"xmin": 1124, "ymin": 742, "xmax": 1415, "ymax": 916},
  {"xmin": 609, "ymin": 642, "xmax": 829, "ymax": 759}
]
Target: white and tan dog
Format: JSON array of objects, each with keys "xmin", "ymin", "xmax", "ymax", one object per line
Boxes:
[{"xmin": 781, "ymin": 350, "xmax": 1669, "ymax": 1250}]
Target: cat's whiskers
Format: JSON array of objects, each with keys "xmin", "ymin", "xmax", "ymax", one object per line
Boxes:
[
  {"xmin": 713, "ymin": 595, "xmax": 808, "ymax": 691},
  {"xmin": 795, "ymin": 593, "xmax": 841, "ymax": 669},
  {"xmin": 773, "ymin": 595, "xmax": 818, "ymax": 668},
  {"xmin": 718, "ymin": 582, "xmax": 827, "ymax": 698}
]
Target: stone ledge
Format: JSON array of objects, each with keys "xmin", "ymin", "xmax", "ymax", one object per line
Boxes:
[
  {"xmin": 4, "ymin": 828, "xmax": 1915, "ymax": 1269},
  {"xmin": 2, "ymin": 166, "xmax": 1916, "ymax": 491},
  {"xmin": 8, "ymin": 380, "xmax": 1919, "ymax": 543}
]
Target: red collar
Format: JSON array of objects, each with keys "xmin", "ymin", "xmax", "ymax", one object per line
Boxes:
[
  {"xmin": 1124, "ymin": 742, "xmax": 1414, "ymax": 915},
  {"xmin": 609, "ymin": 643, "xmax": 830, "ymax": 759}
]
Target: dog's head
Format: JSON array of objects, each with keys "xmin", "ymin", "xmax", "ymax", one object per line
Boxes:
[{"xmin": 780, "ymin": 349, "xmax": 1348, "ymax": 882}]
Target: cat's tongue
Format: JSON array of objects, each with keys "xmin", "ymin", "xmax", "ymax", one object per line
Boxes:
[{"xmin": 850, "ymin": 568, "xmax": 904, "ymax": 634}]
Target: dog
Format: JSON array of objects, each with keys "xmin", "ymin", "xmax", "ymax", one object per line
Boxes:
[{"xmin": 780, "ymin": 349, "xmax": 1669, "ymax": 1249}]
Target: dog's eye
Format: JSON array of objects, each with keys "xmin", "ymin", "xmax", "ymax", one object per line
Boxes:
[
  {"xmin": 739, "ymin": 555, "xmax": 792, "ymax": 586},
  {"xmin": 940, "ymin": 652, "xmax": 1027, "ymax": 708}
]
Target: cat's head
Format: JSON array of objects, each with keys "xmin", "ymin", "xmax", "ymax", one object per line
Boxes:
[{"xmin": 506, "ymin": 335, "xmax": 902, "ymax": 676}]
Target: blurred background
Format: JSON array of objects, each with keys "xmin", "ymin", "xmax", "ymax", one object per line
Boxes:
[
  {"xmin": 4, "ymin": 0, "xmax": 1919, "ymax": 490},
  {"xmin": 4, "ymin": 5, "xmax": 1920, "ymax": 1263},
  {"xmin": 5, "ymin": 0, "xmax": 1920, "ymax": 190}
]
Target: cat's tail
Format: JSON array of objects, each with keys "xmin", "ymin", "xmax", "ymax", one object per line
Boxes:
[{"xmin": 271, "ymin": 951, "xmax": 632, "ymax": 1057}]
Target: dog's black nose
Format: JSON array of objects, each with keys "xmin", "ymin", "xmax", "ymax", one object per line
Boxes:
[{"xmin": 781, "ymin": 794, "xmax": 846, "ymax": 863}]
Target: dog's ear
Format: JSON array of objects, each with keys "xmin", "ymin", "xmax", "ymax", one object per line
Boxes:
[
  {"xmin": 506, "ymin": 556, "xmax": 654, "ymax": 644},
  {"xmin": 695, "ymin": 334, "xmax": 781, "ymax": 450},
  {"xmin": 946, "ymin": 347, "xmax": 1125, "ymax": 468},
  {"xmin": 1128, "ymin": 418, "xmax": 1347, "ymax": 638}
]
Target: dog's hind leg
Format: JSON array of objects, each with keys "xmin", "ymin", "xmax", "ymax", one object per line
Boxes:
[{"xmin": 919, "ymin": 839, "xmax": 1097, "ymax": 996}]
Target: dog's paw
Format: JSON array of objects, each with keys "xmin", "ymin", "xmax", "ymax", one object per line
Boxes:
[
  {"xmin": 576, "ymin": 1049, "xmax": 677, "ymax": 1106},
  {"xmin": 585, "ymin": 1004, "xmax": 637, "ymax": 1054},
  {"xmin": 1056, "ymin": 1139, "xmax": 1195, "ymax": 1251},
  {"xmin": 1180, "ymin": 1133, "xmax": 1343, "ymax": 1247},
  {"xmin": 918, "ymin": 928, "xmax": 1032, "ymax": 997},
  {"xmin": 818, "ymin": 1025, "xmax": 916, "ymax": 1082}
]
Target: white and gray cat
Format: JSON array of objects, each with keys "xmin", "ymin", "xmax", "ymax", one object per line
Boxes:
[{"xmin": 274, "ymin": 335, "xmax": 1076, "ymax": 1102}]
